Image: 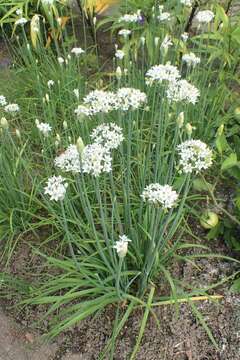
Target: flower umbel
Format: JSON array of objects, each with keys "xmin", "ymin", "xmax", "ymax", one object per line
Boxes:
[
  {"xmin": 177, "ymin": 139, "xmax": 213, "ymax": 173},
  {"xmin": 82, "ymin": 143, "xmax": 112, "ymax": 177},
  {"xmin": 44, "ymin": 175, "xmax": 68, "ymax": 201},
  {"xmin": 167, "ymin": 80, "xmax": 200, "ymax": 104},
  {"xmin": 90, "ymin": 123, "xmax": 124, "ymax": 150},
  {"xmin": 55, "ymin": 144, "xmax": 81, "ymax": 173},
  {"xmin": 114, "ymin": 235, "xmax": 131, "ymax": 258},
  {"xmin": 141, "ymin": 184, "xmax": 179, "ymax": 209},
  {"xmin": 145, "ymin": 63, "xmax": 180, "ymax": 86}
]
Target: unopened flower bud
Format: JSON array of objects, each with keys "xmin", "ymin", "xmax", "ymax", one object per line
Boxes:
[
  {"xmin": 234, "ymin": 107, "xmax": 240, "ymax": 120},
  {"xmin": 76, "ymin": 136, "xmax": 85, "ymax": 153},
  {"xmin": 45, "ymin": 93, "xmax": 50, "ymax": 103},
  {"xmin": 15, "ymin": 129, "xmax": 21, "ymax": 139},
  {"xmin": 154, "ymin": 37, "xmax": 160, "ymax": 46},
  {"xmin": 186, "ymin": 123, "xmax": 193, "ymax": 136},
  {"xmin": 116, "ymin": 66, "xmax": 122, "ymax": 79},
  {"xmin": 0, "ymin": 117, "xmax": 9, "ymax": 129},
  {"xmin": 177, "ymin": 112, "xmax": 184, "ymax": 128},
  {"xmin": 217, "ymin": 124, "xmax": 224, "ymax": 136},
  {"xmin": 63, "ymin": 121, "xmax": 68, "ymax": 130}
]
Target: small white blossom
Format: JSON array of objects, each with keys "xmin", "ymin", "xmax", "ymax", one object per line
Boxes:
[
  {"xmin": 118, "ymin": 13, "xmax": 142, "ymax": 23},
  {"xmin": 15, "ymin": 17, "xmax": 28, "ymax": 26},
  {"xmin": 0, "ymin": 95, "xmax": 7, "ymax": 106},
  {"xmin": 182, "ymin": 52, "xmax": 201, "ymax": 67},
  {"xmin": 195, "ymin": 10, "xmax": 214, "ymax": 23},
  {"xmin": 157, "ymin": 12, "xmax": 171, "ymax": 22},
  {"xmin": 145, "ymin": 63, "xmax": 180, "ymax": 86},
  {"xmin": 4, "ymin": 103, "xmax": 20, "ymax": 113},
  {"xmin": 16, "ymin": 9, "xmax": 23, "ymax": 16},
  {"xmin": 47, "ymin": 80, "xmax": 55, "ymax": 88},
  {"xmin": 177, "ymin": 139, "xmax": 213, "ymax": 173},
  {"xmin": 115, "ymin": 49, "xmax": 125, "ymax": 60},
  {"xmin": 181, "ymin": 32, "xmax": 189, "ymax": 42},
  {"xmin": 55, "ymin": 144, "xmax": 81, "ymax": 173},
  {"xmin": 160, "ymin": 35, "xmax": 173, "ymax": 50},
  {"xmin": 118, "ymin": 29, "xmax": 131, "ymax": 37},
  {"xmin": 117, "ymin": 87, "xmax": 147, "ymax": 111},
  {"xmin": 74, "ymin": 104, "xmax": 92, "ymax": 117},
  {"xmin": 58, "ymin": 57, "xmax": 64, "ymax": 64},
  {"xmin": 180, "ymin": 0, "xmax": 193, "ymax": 6},
  {"xmin": 167, "ymin": 80, "xmax": 200, "ymax": 104},
  {"xmin": 82, "ymin": 143, "xmax": 112, "ymax": 176},
  {"xmin": 71, "ymin": 47, "xmax": 85, "ymax": 55},
  {"xmin": 90, "ymin": 123, "xmax": 124, "ymax": 150},
  {"xmin": 44, "ymin": 175, "xmax": 68, "ymax": 202},
  {"xmin": 75, "ymin": 90, "xmax": 118, "ymax": 117},
  {"xmin": 141, "ymin": 184, "xmax": 179, "ymax": 209},
  {"xmin": 36, "ymin": 120, "xmax": 52, "ymax": 137},
  {"xmin": 113, "ymin": 235, "xmax": 131, "ymax": 258}
]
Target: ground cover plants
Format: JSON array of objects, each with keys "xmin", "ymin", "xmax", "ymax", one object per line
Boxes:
[{"xmin": 0, "ymin": 0, "xmax": 240, "ymax": 358}]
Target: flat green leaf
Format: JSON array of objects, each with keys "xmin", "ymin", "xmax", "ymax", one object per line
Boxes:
[{"xmin": 221, "ymin": 153, "xmax": 238, "ymax": 171}]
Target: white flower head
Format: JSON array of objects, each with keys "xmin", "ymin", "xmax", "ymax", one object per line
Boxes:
[
  {"xmin": 15, "ymin": 17, "xmax": 28, "ymax": 26},
  {"xmin": 0, "ymin": 95, "xmax": 7, "ymax": 106},
  {"xmin": 141, "ymin": 184, "xmax": 179, "ymax": 209},
  {"xmin": 181, "ymin": 32, "xmax": 189, "ymax": 42},
  {"xmin": 167, "ymin": 80, "xmax": 200, "ymax": 104},
  {"xmin": 118, "ymin": 29, "xmax": 131, "ymax": 37},
  {"xmin": 117, "ymin": 87, "xmax": 147, "ymax": 111},
  {"xmin": 195, "ymin": 10, "xmax": 214, "ymax": 23},
  {"xmin": 182, "ymin": 52, "xmax": 200, "ymax": 67},
  {"xmin": 157, "ymin": 12, "xmax": 171, "ymax": 22},
  {"xmin": 119, "ymin": 13, "xmax": 142, "ymax": 23},
  {"xmin": 36, "ymin": 121, "xmax": 52, "ymax": 137},
  {"xmin": 47, "ymin": 80, "xmax": 55, "ymax": 88},
  {"xmin": 16, "ymin": 9, "xmax": 23, "ymax": 16},
  {"xmin": 77, "ymin": 90, "xmax": 119, "ymax": 116},
  {"xmin": 74, "ymin": 104, "xmax": 92, "ymax": 117},
  {"xmin": 145, "ymin": 63, "xmax": 180, "ymax": 86},
  {"xmin": 113, "ymin": 235, "xmax": 131, "ymax": 258},
  {"xmin": 160, "ymin": 35, "xmax": 173, "ymax": 50},
  {"xmin": 71, "ymin": 47, "xmax": 85, "ymax": 55},
  {"xmin": 115, "ymin": 49, "xmax": 125, "ymax": 60},
  {"xmin": 180, "ymin": 0, "xmax": 193, "ymax": 6},
  {"xmin": 44, "ymin": 175, "xmax": 68, "ymax": 201},
  {"xmin": 58, "ymin": 57, "xmax": 65, "ymax": 64},
  {"xmin": 4, "ymin": 103, "xmax": 20, "ymax": 113},
  {"xmin": 82, "ymin": 143, "xmax": 112, "ymax": 177},
  {"xmin": 177, "ymin": 139, "xmax": 213, "ymax": 173},
  {"xmin": 55, "ymin": 144, "xmax": 81, "ymax": 173},
  {"xmin": 90, "ymin": 123, "xmax": 124, "ymax": 150}
]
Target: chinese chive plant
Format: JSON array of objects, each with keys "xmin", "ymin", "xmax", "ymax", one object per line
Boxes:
[{"xmin": 0, "ymin": 0, "xmax": 239, "ymax": 357}]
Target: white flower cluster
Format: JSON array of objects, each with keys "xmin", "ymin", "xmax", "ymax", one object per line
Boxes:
[
  {"xmin": 177, "ymin": 139, "xmax": 213, "ymax": 173},
  {"xmin": 4, "ymin": 103, "xmax": 20, "ymax": 113},
  {"xmin": 118, "ymin": 12, "xmax": 142, "ymax": 23},
  {"xmin": 115, "ymin": 49, "xmax": 125, "ymax": 59},
  {"xmin": 90, "ymin": 123, "xmax": 124, "ymax": 150},
  {"xmin": 180, "ymin": 0, "xmax": 193, "ymax": 6},
  {"xmin": 117, "ymin": 88, "xmax": 147, "ymax": 111},
  {"xmin": 15, "ymin": 17, "xmax": 28, "ymax": 26},
  {"xmin": 141, "ymin": 183, "xmax": 179, "ymax": 209},
  {"xmin": 44, "ymin": 175, "xmax": 68, "ymax": 201},
  {"xmin": 167, "ymin": 80, "xmax": 200, "ymax": 104},
  {"xmin": 182, "ymin": 52, "xmax": 201, "ymax": 67},
  {"xmin": 160, "ymin": 35, "xmax": 173, "ymax": 50},
  {"xmin": 157, "ymin": 12, "xmax": 171, "ymax": 22},
  {"xmin": 113, "ymin": 235, "xmax": 131, "ymax": 258},
  {"xmin": 36, "ymin": 120, "xmax": 52, "ymax": 137},
  {"xmin": 55, "ymin": 144, "xmax": 81, "ymax": 173},
  {"xmin": 75, "ymin": 88, "xmax": 147, "ymax": 117},
  {"xmin": 47, "ymin": 80, "xmax": 55, "ymax": 88},
  {"xmin": 81, "ymin": 143, "xmax": 112, "ymax": 176},
  {"xmin": 118, "ymin": 29, "xmax": 131, "ymax": 37},
  {"xmin": 71, "ymin": 47, "xmax": 85, "ymax": 56},
  {"xmin": 0, "ymin": 95, "xmax": 7, "ymax": 106},
  {"xmin": 145, "ymin": 63, "xmax": 181, "ymax": 85},
  {"xmin": 195, "ymin": 10, "xmax": 214, "ymax": 23}
]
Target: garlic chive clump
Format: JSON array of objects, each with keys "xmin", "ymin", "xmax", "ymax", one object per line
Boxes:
[
  {"xmin": 141, "ymin": 184, "xmax": 179, "ymax": 209},
  {"xmin": 35, "ymin": 120, "xmax": 52, "ymax": 137},
  {"xmin": 0, "ymin": 95, "xmax": 7, "ymax": 106},
  {"xmin": 113, "ymin": 235, "xmax": 131, "ymax": 258},
  {"xmin": 4, "ymin": 104, "xmax": 20, "ymax": 113},
  {"xmin": 166, "ymin": 80, "xmax": 200, "ymax": 104},
  {"xmin": 71, "ymin": 47, "xmax": 85, "ymax": 55},
  {"xmin": 90, "ymin": 123, "xmax": 124, "ymax": 150},
  {"xmin": 55, "ymin": 144, "xmax": 81, "ymax": 173},
  {"xmin": 177, "ymin": 140, "xmax": 213, "ymax": 174},
  {"xmin": 145, "ymin": 63, "xmax": 181, "ymax": 86},
  {"xmin": 117, "ymin": 88, "xmax": 147, "ymax": 111},
  {"xmin": 44, "ymin": 175, "xmax": 68, "ymax": 201},
  {"xmin": 81, "ymin": 143, "xmax": 112, "ymax": 177},
  {"xmin": 195, "ymin": 10, "xmax": 214, "ymax": 24},
  {"xmin": 182, "ymin": 52, "xmax": 201, "ymax": 67}
]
